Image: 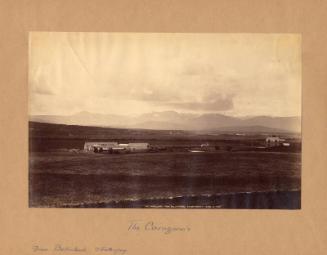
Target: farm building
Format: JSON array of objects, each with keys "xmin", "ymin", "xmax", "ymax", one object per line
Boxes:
[
  {"xmin": 84, "ymin": 142, "xmax": 118, "ymax": 151},
  {"xmin": 127, "ymin": 143, "xmax": 150, "ymax": 152},
  {"xmin": 84, "ymin": 141, "xmax": 150, "ymax": 153},
  {"xmin": 265, "ymin": 136, "xmax": 286, "ymax": 147}
]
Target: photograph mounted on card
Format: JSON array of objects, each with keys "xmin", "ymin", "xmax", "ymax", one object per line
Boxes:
[{"xmin": 28, "ymin": 32, "xmax": 301, "ymax": 209}]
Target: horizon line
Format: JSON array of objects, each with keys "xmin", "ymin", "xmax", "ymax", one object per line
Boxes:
[{"xmin": 28, "ymin": 110, "xmax": 301, "ymax": 119}]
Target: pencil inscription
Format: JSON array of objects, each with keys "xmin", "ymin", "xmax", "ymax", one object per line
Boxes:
[
  {"xmin": 128, "ymin": 220, "xmax": 191, "ymax": 234},
  {"xmin": 32, "ymin": 245, "xmax": 127, "ymax": 254}
]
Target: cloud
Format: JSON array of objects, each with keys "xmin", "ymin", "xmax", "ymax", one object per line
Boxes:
[
  {"xmin": 163, "ymin": 93, "xmax": 234, "ymax": 111},
  {"xmin": 28, "ymin": 33, "xmax": 301, "ymax": 117},
  {"xmin": 128, "ymin": 87, "xmax": 181, "ymax": 102}
]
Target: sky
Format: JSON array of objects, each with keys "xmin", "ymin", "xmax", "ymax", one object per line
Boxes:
[{"xmin": 29, "ymin": 32, "xmax": 301, "ymax": 117}]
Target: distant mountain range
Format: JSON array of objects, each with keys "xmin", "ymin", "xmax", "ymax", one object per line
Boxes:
[{"xmin": 29, "ymin": 111, "xmax": 301, "ymax": 133}]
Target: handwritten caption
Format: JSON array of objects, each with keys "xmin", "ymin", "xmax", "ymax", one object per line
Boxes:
[
  {"xmin": 128, "ymin": 220, "xmax": 191, "ymax": 234},
  {"xmin": 32, "ymin": 245, "xmax": 127, "ymax": 254}
]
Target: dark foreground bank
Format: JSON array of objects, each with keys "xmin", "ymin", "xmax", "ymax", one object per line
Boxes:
[{"xmin": 61, "ymin": 190, "xmax": 300, "ymax": 209}]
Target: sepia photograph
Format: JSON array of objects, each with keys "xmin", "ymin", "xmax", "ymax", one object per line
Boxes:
[{"xmin": 28, "ymin": 32, "xmax": 301, "ymax": 209}]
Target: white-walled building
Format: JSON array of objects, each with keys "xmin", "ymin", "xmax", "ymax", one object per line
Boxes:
[
  {"xmin": 84, "ymin": 142, "xmax": 118, "ymax": 151},
  {"xmin": 84, "ymin": 141, "xmax": 150, "ymax": 153}
]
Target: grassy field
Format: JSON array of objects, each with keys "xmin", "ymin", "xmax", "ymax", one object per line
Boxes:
[{"xmin": 29, "ymin": 150, "xmax": 301, "ymax": 208}]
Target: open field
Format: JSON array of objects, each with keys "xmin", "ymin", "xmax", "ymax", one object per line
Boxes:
[{"xmin": 29, "ymin": 150, "xmax": 301, "ymax": 208}]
